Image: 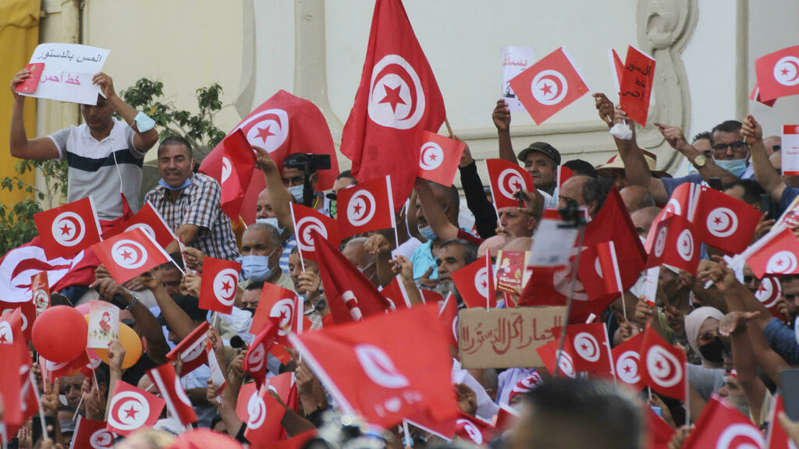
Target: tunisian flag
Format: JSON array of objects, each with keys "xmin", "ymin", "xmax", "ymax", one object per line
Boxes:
[
  {"xmin": 290, "ymin": 203, "xmax": 340, "ymax": 263},
  {"xmin": 486, "ymin": 159, "xmax": 534, "ymax": 210},
  {"xmin": 166, "ymin": 321, "xmax": 209, "ymax": 377},
  {"xmin": 340, "ymin": 0, "xmax": 446, "ymax": 211},
  {"xmin": 692, "ymin": 185, "xmax": 761, "ymax": 255},
  {"xmin": 217, "ymin": 129, "xmax": 256, "ymax": 220},
  {"xmin": 564, "ymin": 322, "xmax": 613, "ymax": 378},
  {"xmin": 288, "ymin": 304, "xmax": 458, "ymax": 428},
  {"xmin": 90, "ymin": 228, "xmax": 171, "ymax": 285},
  {"xmin": 34, "ymin": 197, "xmax": 103, "ymax": 259},
  {"xmin": 313, "ymin": 230, "xmax": 390, "ymax": 323},
  {"xmin": 147, "ymin": 363, "xmax": 198, "ymax": 426},
  {"xmin": 451, "ymin": 254, "xmax": 496, "ymax": 309},
  {"xmin": 109, "ymin": 201, "xmax": 177, "ymax": 249},
  {"xmin": 337, "ymin": 175, "xmax": 396, "ymax": 238},
  {"xmin": 745, "ymin": 227, "xmax": 799, "ymax": 278},
  {"xmin": 682, "ymin": 396, "xmax": 765, "ymax": 449},
  {"xmin": 200, "ymin": 90, "xmax": 339, "ymax": 224},
  {"xmin": 418, "ymin": 132, "xmax": 464, "ymax": 186},
  {"xmin": 199, "ymin": 258, "xmax": 241, "ymax": 314},
  {"xmin": 106, "ymin": 381, "xmax": 165, "ymax": 436},
  {"xmin": 639, "ymin": 326, "xmax": 685, "ymax": 401},
  {"xmin": 754, "ymin": 45, "xmax": 799, "ymax": 101},
  {"xmin": 612, "ymin": 332, "xmax": 644, "ymax": 391},
  {"xmin": 646, "ymin": 215, "xmax": 700, "ymax": 275}
]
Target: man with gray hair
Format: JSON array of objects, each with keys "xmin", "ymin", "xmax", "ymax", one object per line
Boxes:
[{"xmin": 239, "ymin": 222, "xmax": 294, "ymax": 289}]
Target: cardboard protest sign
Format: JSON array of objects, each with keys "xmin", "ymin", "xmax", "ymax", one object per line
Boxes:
[
  {"xmin": 501, "ymin": 46, "xmax": 536, "ymax": 112},
  {"xmin": 782, "ymin": 125, "xmax": 799, "ymax": 176},
  {"xmin": 458, "ymin": 306, "xmax": 566, "ymax": 368},
  {"xmin": 22, "ymin": 43, "xmax": 110, "ymax": 105}
]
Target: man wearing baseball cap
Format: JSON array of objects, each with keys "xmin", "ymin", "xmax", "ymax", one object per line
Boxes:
[{"xmin": 492, "ymin": 99, "xmax": 561, "ymax": 196}]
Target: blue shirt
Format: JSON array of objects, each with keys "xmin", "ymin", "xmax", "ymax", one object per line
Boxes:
[
  {"xmin": 779, "ymin": 187, "xmax": 799, "ymax": 216},
  {"xmin": 410, "ymin": 240, "xmax": 439, "ymax": 281},
  {"xmin": 764, "ymin": 317, "xmax": 799, "ymax": 365},
  {"xmin": 661, "ymin": 173, "xmax": 703, "ymax": 198}
]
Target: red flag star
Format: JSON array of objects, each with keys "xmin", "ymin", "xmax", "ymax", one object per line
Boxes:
[{"xmin": 379, "ymin": 85, "xmax": 405, "ymax": 113}]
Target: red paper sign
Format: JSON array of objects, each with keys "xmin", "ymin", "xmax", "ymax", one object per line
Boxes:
[
  {"xmin": 15, "ymin": 63, "xmax": 45, "ymax": 94},
  {"xmin": 619, "ymin": 46, "xmax": 655, "ymax": 126}
]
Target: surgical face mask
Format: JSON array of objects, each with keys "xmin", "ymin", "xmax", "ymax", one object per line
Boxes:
[
  {"xmin": 158, "ymin": 177, "xmax": 192, "ymax": 191},
  {"xmin": 419, "ymin": 225, "xmax": 437, "ymax": 241},
  {"xmin": 288, "ymin": 184, "xmax": 305, "ymax": 204},
  {"xmin": 241, "ymin": 254, "xmax": 272, "ymax": 281},
  {"xmin": 255, "ymin": 217, "xmax": 284, "ymax": 235},
  {"xmin": 714, "ymin": 158, "xmax": 747, "ymax": 178},
  {"xmin": 698, "ymin": 337, "xmax": 725, "ymax": 363}
]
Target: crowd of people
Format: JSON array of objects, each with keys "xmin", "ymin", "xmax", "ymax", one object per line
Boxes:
[{"xmin": 4, "ymin": 46, "xmax": 799, "ymax": 449}]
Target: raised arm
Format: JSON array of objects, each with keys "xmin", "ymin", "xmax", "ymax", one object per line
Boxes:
[
  {"xmin": 654, "ymin": 122, "xmax": 737, "ymax": 186},
  {"xmin": 254, "ymin": 146, "xmax": 294, "ymax": 232},
  {"xmin": 414, "ymin": 178, "xmax": 459, "ymax": 241},
  {"xmin": 9, "ymin": 68, "xmax": 59, "ymax": 160},
  {"xmin": 459, "ymin": 144, "xmax": 497, "ymax": 239},
  {"xmin": 743, "ymin": 114, "xmax": 786, "ymax": 202},
  {"xmin": 492, "ymin": 99, "xmax": 515, "ymax": 163},
  {"xmin": 93, "ymin": 73, "xmax": 158, "ymax": 152}
]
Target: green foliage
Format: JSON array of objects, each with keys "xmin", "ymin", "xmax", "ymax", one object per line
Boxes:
[{"xmin": 121, "ymin": 78, "xmax": 227, "ymax": 157}]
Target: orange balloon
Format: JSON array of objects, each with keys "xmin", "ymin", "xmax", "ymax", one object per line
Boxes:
[{"xmin": 83, "ymin": 315, "xmax": 142, "ymax": 369}]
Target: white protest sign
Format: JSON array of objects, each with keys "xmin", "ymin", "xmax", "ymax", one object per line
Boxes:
[
  {"xmin": 528, "ymin": 209, "xmax": 579, "ymax": 267},
  {"xmin": 23, "ymin": 43, "xmax": 110, "ymax": 105},
  {"xmin": 501, "ymin": 46, "xmax": 535, "ymax": 112},
  {"xmin": 782, "ymin": 125, "xmax": 799, "ymax": 176}
]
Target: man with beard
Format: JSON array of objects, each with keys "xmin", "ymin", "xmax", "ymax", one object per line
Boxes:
[{"xmin": 433, "ymin": 239, "xmax": 477, "ymax": 302}]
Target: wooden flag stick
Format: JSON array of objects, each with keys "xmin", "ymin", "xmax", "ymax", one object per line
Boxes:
[{"xmin": 444, "ymin": 117, "xmax": 454, "ymax": 138}]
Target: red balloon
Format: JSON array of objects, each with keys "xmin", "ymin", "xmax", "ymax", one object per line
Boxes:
[{"xmin": 32, "ymin": 305, "xmax": 87, "ymax": 363}]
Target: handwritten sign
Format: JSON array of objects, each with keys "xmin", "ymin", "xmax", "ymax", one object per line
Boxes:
[
  {"xmin": 501, "ymin": 46, "xmax": 535, "ymax": 112},
  {"xmin": 619, "ymin": 45, "xmax": 655, "ymax": 127},
  {"xmin": 459, "ymin": 306, "xmax": 566, "ymax": 368},
  {"xmin": 22, "ymin": 43, "xmax": 110, "ymax": 105},
  {"xmin": 528, "ymin": 209, "xmax": 579, "ymax": 267}
]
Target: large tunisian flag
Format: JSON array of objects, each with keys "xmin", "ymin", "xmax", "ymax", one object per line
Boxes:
[
  {"xmin": 200, "ymin": 90, "xmax": 339, "ymax": 224},
  {"xmin": 340, "ymin": 0, "xmax": 446, "ymax": 210}
]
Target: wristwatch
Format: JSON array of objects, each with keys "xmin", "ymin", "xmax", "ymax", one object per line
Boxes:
[{"xmin": 692, "ymin": 154, "xmax": 707, "ymax": 168}]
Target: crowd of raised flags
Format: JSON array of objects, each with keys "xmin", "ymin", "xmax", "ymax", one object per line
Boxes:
[{"xmin": 2, "ymin": 0, "xmax": 799, "ymax": 449}]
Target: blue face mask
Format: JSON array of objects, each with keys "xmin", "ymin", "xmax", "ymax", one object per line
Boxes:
[
  {"xmin": 241, "ymin": 254, "xmax": 272, "ymax": 281},
  {"xmin": 715, "ymin": 158, "xmax": 747, "ymax": 178},
  {"xmin": 255, "ymin": 217, "xmax": 284, "ymax": 235},
  {"xmin": 158, "ymin": 177, "xmax": 192, "ymax": 191},
  {"xmin": 419, "ymin": 225, "xmax": 437, "ymax": 241},
  {"xmin": 288, "ymin": 184, "xmax": 304, "ymax": 204}
]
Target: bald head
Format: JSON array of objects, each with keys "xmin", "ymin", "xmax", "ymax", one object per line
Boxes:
[
  {"xmin": 619, "ymin": 186, "xmax": 655, "ymax": 212},
  {"xmin": 631, "ymin": 207, "xmax": 661, "ymax": 237},
  {"xmin": 558, "ymin": 175, "xmax": 590, "ymax": 208}
]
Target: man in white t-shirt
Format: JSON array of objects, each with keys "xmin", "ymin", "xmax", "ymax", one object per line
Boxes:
[{"xmin": 9, "ymin": 70, "xmax": 158, "ymax": 220}]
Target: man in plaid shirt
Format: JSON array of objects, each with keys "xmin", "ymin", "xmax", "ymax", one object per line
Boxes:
[{"xmin": 145, "ymin": 136, "xmax": 240, "ymax": 261}]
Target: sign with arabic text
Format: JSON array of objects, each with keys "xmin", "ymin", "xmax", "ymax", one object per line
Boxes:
[{"xmin": 22, "ymin": 43, "xmax": 110, "ymax": 105}]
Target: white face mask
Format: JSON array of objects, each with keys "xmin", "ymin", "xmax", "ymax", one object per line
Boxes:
[{"xmin": 256, "ymin": 217, "xmax": 284, "ymax": 234}]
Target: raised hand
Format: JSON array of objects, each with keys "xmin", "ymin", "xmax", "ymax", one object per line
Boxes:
[
  {"xmin": 654, "ymin": 122, "xmax": 690, "ymax": 152},
  {"xmin": 9, "ymin": 67, "xmax": 31, "ymax": 98},
  {"xmin": 364, "ymin": 233, "xmax": 391, "ymax": 257},
  {"xmin": 492, "ymin": 99, "xmax": 511, "ymax": 131},
  {"xmin": 593, "ymin": 93, "xmax": 615, "ymax": 127},
  {"xmin": 741, "ymin": 114, "xmax": 763, "ymax": 145},
  {"xmin": 108, "ymin": 340, "xmax": 126, "ymax": 372},
  {"xmin": 92, "ymin": 72, "xmax": 117, "ymax": 100}
]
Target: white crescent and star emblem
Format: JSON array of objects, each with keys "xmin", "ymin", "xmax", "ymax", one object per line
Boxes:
[
  {"xmin": 221, "ymin": 157, "xmax": 232, "ymax": 184},
  {"xmin": 212, "ymin": 268, "xmax": 239, "ymax": 306},
  {"xmin": 664, "ymin": 198, "xmax": 682, "ymax": 216},
  {"xmin": 706, "ymin": 207, "xmax": 739, "ymax": 238},
  {"xmin": 52, "ymin": 211, "xmax": 87, "ymax": 247},
  {"xmin": 555, "ymin": 350, "xmax": 576, "ymax": 378},
  {"xmin": 173, "ymin": 375, "xmax": 192, "ymax": 406},
  {"xmin": 531, "ymin": 69, "xmax": 568, "ymax": 105},
  {"xmin": 33, "ymin": 289, "xmax": 49, "ymax": 314},
  {"xmin": 714, "ymin": 423, "xmax": 765, "ymax": 449},
  {"xmin": 124, "ymin": 223, "xmax": 156, "ymax": 241},
  {"xmin": 474, "ymin": 267, "xmax": 489, "ymax": 299},
  {"xmin": 108, "ymin": 391, "xmax": 150, "ymax": 431},
  {"xmin": 269, "ymin": 298, "xmax": 295, "ymax": 336},
  {"xmin": 246, "ymin": 343, "xmax": 266, "ymax": 373},
  {"xmin": 367, "ymin": 54, "xmax": 425, "ymax": 130},
  {"xmin": 766, "ymin": 251, "xmax": 798, "ymax": 274},
  {"xmin": 89, "ymin": 428, "xmax": 115, "ymax": 449},
  {"xmin": 676, "ymin": 229, "xmax": 694, "ymax": 262},
  {"xmin": 419, "ymin": 141, "xmax": 444, "ymax": 171},
  {"xmin": 456, "ymin": 419, "xmax": 483, "ymax": 444},
  {"xmin": 573, "ymin": 332, "xmax": 600, "ymax": 362},
  {"xmin": 755, "ymin": 277, "xmax": 781, "ymax": 308},
  {"xmin": 110, "ymin": 240, "xmax": 148, "ymax": 270},
  {"xmin": 0, "ymin": 321, "xmax": 14, "ymax": 343},
  {"xmin": 616, "ymin": 350, "xmax": 640, "ymax": 385},
  {"xmin": 295, "ymin": 216, "xmax": 327, "ymax": 252},
  {"xmin": 654, "ymin": 226, "xmax": 668, "ymax": 259},
  {"xmin": 246, "ymin": 391, "xmax": 267, "ymax": 429},
  {"xmin": 774, "ymin": 56, "xmax": 799, "ymax": 87},
  {"xmin": 646, "ymin": 345, "xmax": 682, "ymax": 388},
  {"xmin": 235, "ymin": 108, "xmax": 289, "ymax": 153},
  {"xmin": 346, "ymin": 190, "xmax": 377, "ymax": 227},
  {"xmin": 497, "ymin": 169, "xmax": 525, "ymax": 199},
  {"xmin": 355, "ymin": 344, "xmax": 409, "ymax": 389}
]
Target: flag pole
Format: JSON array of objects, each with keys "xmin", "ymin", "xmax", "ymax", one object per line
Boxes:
[
  {"xmin": 553, "ymin": 208, "xmax": 587, "ymax": 378},
  {"xmin": 29, "ymin": 371, "xmax": 49, "ymax": 439},
  {"xmin": 444, "ymin": 118, "xmax": 454, "ymax": 138},
  {"xmin": 684, "ymin": 362, "xmax": 691, "ymax": 425}
]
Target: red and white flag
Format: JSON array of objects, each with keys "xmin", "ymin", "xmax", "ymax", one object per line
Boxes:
[
  {"xmin": 200, "ymin": 89, "xmax": 339, "ymax": 224},
  {"xmin": 746, "ymin": 227, "xmax": 799, "ymax": 278},
  {"xmin": 608, "ymin": 48, "xmax": 625, "ymax": 93},
  {"xmin": 90, "ymin": 228, "xmax": 171, "ymax": 285},
  {"xmin": 30, "ymin": 271, "xmax": 50, "ymax": 314},
  {"xmin": 108, "ymin": 201, "xmax": 177, "ymax": 249},
  {"xmin": 380, "ymin": 275, "xmax": 412, "ymax": 310},
  {"xmin": 486, "ymin": 159, "xmax": 534, "ymax": 210},
  {"xmin": 0, "ymin": 302, "xmax": 35, "ymax": 342},
  {"xmin": 646, "ymin": 405, "xmax": 676, "ymax": 449},
  {"xmin": 565, "ymin": 322, "xmax": 614, "ymax": 378},
  {"xmin": 692, "ymin": 185, "xmax": 761, "ymax": 255},
  {"xmin": 507, "ymin": 372, "xmax": 544, "ymax": 404},
  {"xmin": 682, "ymin": 396, "xmax": 764, "ymax": 449},
  {"xmin": 166, "ymin": 321, "xmax": 209, "ymax": 377},
  {"xmin": 199, "ymin": 258, "xmax": 241, "ymax": 314},
  {"xmin": 619, "ymin": 45, "xmax": 656, "ymax": 126},
  {"xmin": 765, "ymin": 395, "xmax": 792, "ymax": 449},
  {"xmin": 754, "ymin": 45, "xmax": 799, "ymax": 101},
  {"xmin": 0, "ymin": 343, "xmax": 23, "ymax": 425},
  {"xmin": 438, "ymin": 293, "xmax": 459, "ymax": 351},
  {"xmin": 106, "ymin": 380, "xmax": 165, "ymax": 436},
  {"xmin": 148, "ymin": 363, "xmax": 198, "ymax": 426},
  {"xmin": 337, "ymin": 175, "xmax": 396, "ymax": 238},
  {"xmin": 754, "ymin": 276, "xmax": 786, "ymax": 320},
  {"xmin": 0, "ymin": 308, "xmax": 25, "ymax": 344},
  {"xmin": 243, "ymin": 321, "xmax": 279, "ymax": 389},
  {"xmin": 340, "ymin": 0, "xmax": 446, "ymax": 211},
  {"xmin": 418, "ymin": 132, "xmax": 465, "ymax": 186},
  {"xmin": 289, "ymin": 304, "xmax": 459, "ymax": 428},
  {"xmin": 242, "ymin": 383, "xmax": 286, "ymax": 445},
  {"xmin": 70, "ymin": 416, "xmax": 115, "ymax": 449},
  {"xmin": 578, "ymin": 241, "xmax": 624, "ymax": 300},
  {"xmin": 557, "ymin": 165, "xmax": 574, "ymax": 189},
  {"xmin": 0, "ymin": 239, "xmax": 91, "ymax": 303},
  {"xmin": 454, "ymin": 413, "xmax": 495, "ymax": 446},
  {"xmin": 313, "ymin": 230, "xmax": 390, "ymax": 323},
  {"xmin": 639, "ymin": 325, "xmax": 685, "ymax": 401},
  {"xmin": 218, "ymin": 129, "xmax": 256, "ymax": 220},
  {"xmin": 251, "ymin": 282, "xmax": 303, "ymax": 338},
  {"xmin": 612, "ymin": 332, "xmax": 644, "ymax": 390},
  {"xmin": 536, "ymin": 338, "xmax": 577, "ymax": 378},
  {"xmin": 646, "ymin": 214, "xmax": 700, "ymax": 275},
  {"xmin": 451, "ymin": 254, "xmax": 496, "ymax": 309},
  {"xmin": 509, "ymin": 47, "xmax": 590, "ymax": 124},
  {"xmin": 644, "ymin": 183, "xmax": 695, "ymax": 251},
  {"xmin": 290, "ymin": 203, "xmax": 340, "ymax": 263},
  {"xmin": 749, "ymin": 83, "xmax": 776, "ymax": 107},
  {"xmin": 35, "ymin": 197, "xmax": 102, "ymax": 259}
]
